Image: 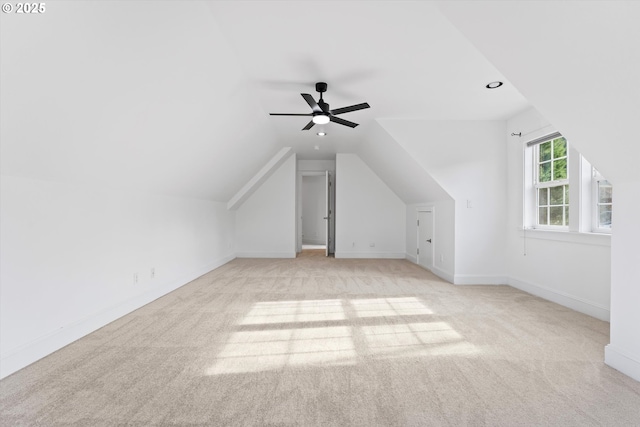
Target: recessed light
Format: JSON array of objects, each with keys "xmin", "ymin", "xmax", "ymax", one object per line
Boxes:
[
  {"xmin": 486, "ymin": 81, "xmax": 503, "ymax": 89},
  {"xmin": 317, "ymin": 132, "xmax": 326, "ymax": 136}
]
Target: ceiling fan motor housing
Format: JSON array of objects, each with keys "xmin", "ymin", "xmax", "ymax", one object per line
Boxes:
[{"xmin": 315, "ymin": 82, "xmax": 328, "ymax": 93}]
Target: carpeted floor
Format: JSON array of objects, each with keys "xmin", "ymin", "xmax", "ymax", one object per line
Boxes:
[{"xmin": 2, "ymin": 254, "xmax": 640, "ymax": 426}]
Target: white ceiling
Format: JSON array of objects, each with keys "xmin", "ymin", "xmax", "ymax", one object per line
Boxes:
[
  {"xmin": 207, "ymin": 1, "xmax": 530, "ymax": 159},
  {"xmin": 439, "ymin": 1, "xmax": 640, "ymax": 185},
  {"xmin": 1, "ymin": 1, "xmax": 530, "ymax": 201}
]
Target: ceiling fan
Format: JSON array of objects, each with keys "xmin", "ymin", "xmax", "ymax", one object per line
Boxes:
[{"xmin": 269, "ymin": 82, "xmax": 370, "ymax": 130}]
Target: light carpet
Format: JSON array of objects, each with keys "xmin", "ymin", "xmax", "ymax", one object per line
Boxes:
[{"xmin": 1, "ymin": 253, "xmax": 639, "ymax": 426}]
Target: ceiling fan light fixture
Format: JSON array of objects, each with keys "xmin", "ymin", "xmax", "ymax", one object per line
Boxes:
[
  {"xmin": 312, "ymin": 114, "xmax": 330, "ymax": 125},
  {"xmin": 269, "ymin": 82, "xmax": 369, "ymax": 130},
  {"xmin": 486, "ymin": 81, "xmax": 503, "ymax": 89}
]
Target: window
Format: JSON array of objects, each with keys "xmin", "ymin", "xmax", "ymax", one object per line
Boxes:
[
  {"xmin": 524, "ymin": 131, "xmax": 613, "ymax": 237},
  {"xmin": 535, "ymin": 137, "xmax": 569, "ymax": 228},
  {"xmin": 593, "ymin": 168, "xmax": 613, "ymax": 232}
]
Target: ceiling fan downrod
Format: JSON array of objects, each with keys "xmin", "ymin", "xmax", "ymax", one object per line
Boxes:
[{"xmin": 316, "ymin": 82, "xmax": 329, "ymax": 112}]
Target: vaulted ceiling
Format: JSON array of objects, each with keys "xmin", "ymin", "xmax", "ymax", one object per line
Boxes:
[
  {"xmin": 1, "ymin": 1, "xmax": 529, "ymax": 202},
  {"xmin": 3, "ymin": 1, "xmax": 638, "ymax": 203}
]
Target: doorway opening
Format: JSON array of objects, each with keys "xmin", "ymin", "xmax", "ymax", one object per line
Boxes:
[{"xmin": 297, "ymin": 170, "xmax": 335, "ymax": 256}]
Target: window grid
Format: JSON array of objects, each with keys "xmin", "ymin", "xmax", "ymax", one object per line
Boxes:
[
  {"xmin": 537, "ymin": 185, "xmax": 569, "ymax": 227},
  {"xmin": 535, "ymin": 137, "xmax": 569, "ymax": 228}
]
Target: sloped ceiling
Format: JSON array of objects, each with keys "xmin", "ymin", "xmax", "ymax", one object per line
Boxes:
[
  {"xmin": 379, "ymin": 119, "xmax": 506, "ymax": 202},
  {"xmin": 357, "ymin": 122, "xmax": 450, "ymax": 204},
  {"xmin": 1, "ymin": 1, "xmax": 280, "ymax": 201},
  {"xmin": 1, "ymin": 1, "xmax": 531, "ymax": 202},
  {"xmin": 439, "ymin": 1, "xmax": 640, "ymax": 184}
]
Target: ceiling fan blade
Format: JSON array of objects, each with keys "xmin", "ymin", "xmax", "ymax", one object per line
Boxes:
[
  {"xmin": 301, "ymin": 93, "xmax": 322, "ymax": 113},
  {"xmin": 330, "ymin": 115, "xmax": 358, "ymax": 128},
  {"xmin": 270, "ymin": 113, "xmax": 312, "ymax": 116},
  {"xmin": 302, "ymin": 120, "xmax": 315, "ymax": 131},
  {"xmin": 330, "ymin": 102, "xmax": 370, "ymax": 115}
]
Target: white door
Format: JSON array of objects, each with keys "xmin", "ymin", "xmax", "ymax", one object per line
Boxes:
[
  {"xmin": 418, "ymin": 211, "xmax": 433, "ymax": 270},
  {"xmin": 325, "ymin": 171, "xmax": 330, "ymax": 257}
]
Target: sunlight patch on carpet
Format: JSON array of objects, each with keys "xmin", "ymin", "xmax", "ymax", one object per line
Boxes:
[
  {"xmin": 207, "ymin": 297, "xmax": 474, "ymax": 376},
  {"xmin": 239, "ymin": 299, "xmax": 345, "ymax": 325},
  {"xmin": 351, "ymin": 297, "xmax": 433, "ymax": 318},
  {"xmin": 206, "ymin": 326, "xmax": 355, "ymax": 375}
]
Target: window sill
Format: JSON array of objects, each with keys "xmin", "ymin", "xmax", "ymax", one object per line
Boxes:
[{"xmin": 518, "ymin": 228, "xmax": 611, "ymax": 246}]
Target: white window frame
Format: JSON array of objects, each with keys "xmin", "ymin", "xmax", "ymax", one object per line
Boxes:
[
  {"xmin": 522, "ymin": 130, "xmax": 613, "ymax": 243},
  {"xmin": 592, "ymin": 167, "xmax": 613, "ymax": 233},
  {"xmin": 533, "ymin": 137, "xmax": 569, "ymax": 230}
]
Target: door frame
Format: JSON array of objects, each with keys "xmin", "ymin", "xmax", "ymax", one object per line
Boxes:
[
  {"xmin": 297, "ymin": 170, "xmax": 335, "ymax": 254},
  {"xmin": 416, "ymin": 206, "xmax": 435, "ymax": 270}
]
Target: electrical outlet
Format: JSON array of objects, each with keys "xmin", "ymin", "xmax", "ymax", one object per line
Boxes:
[
  {"xmin": 133, "ymin": 273, "xmax": 138, "ymax": 284},
  {"xmin": 151, "ymin": 268, "xmax": 155, "ymax": 279}
]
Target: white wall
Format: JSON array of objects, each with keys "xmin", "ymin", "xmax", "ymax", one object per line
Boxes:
[
  {"xmin": 439, "ymin": 1, "xmax": 640, "ymax": 381},
  {"xmin": 505, "ymin": 108, "xmax": 611, "ymax": 321},
  {"xmin": 608, "ymin": 182, "xmax": 640, "ymax": 379},
  {"xmin": 236, "ymin": 154, "xmax": 296, "ymax": 258},
  {"xmin": 301, "ymin": 175, "xmax": 326, "ymax": 245},
  {"xmin": 0, "ymin": 176, "xmax": 235, "ymax": 378},
  {"xmin": 380, "ymin": 120, "xmax": 508, "ymax": 284},
  {"xmin": 335, "ymin": 154, "xmax": 406, "ymax": 258}
]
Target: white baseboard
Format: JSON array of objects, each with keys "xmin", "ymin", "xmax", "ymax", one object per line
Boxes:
[
  {"xmin": 454, "ymin": 274, "xmax": 508, "ymax": 285},
  {"xmin": 508, "ymin": 277, "xmax": 610, "ymax": 321},
  {"xmin": 414, "ymin": 262, "xmax": 455, "ymax": 284},
  {"xmin": 605, "ymin": 345, "xmax": 640, "ymax": 382},
  {"xmin": 405, "ymin": 253, "xmax": 417, "ymax": 263},
  {"xmin": 431, "ymin": 266, "xmax": 454, "ymax": 283},
  {"xmin": 0, "ymin": 254, "xmax": 236, "ymax": 379},
  {"xmin": 334, "ymin": 252, "xmax": 406, "ymax": 259},
  {"xmin": 405, "ymin": 255, "xmax": 506, "ymax": 286},
  {"xmin": 236, "ymin": 252, "xmax": 296, "ymax": 258}
]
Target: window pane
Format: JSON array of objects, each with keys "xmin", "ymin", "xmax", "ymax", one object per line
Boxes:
[
  {"xmin": 550, "ymin": 186, "xmax": 564, "ymax": 205},
  {"xmin": 550, "ymin": 206, "xmax": 564, "ymax": 225},
  {"xmin": 539, "ymin": 162, "xmax": 551, "ymax": 182},
  {"xmin": 553, "ymin": 137, "xmax": 567, "ymax": 158},
  {"xmin": 540, "ymin": 141, "xmax": 552, "ymax": 162},
  {"xmin": 553, "ymin": 158, "xmax": 567, "ymax": 180},
  {"xmin": 539, "ymin": 207, "xmax": 548, "ymax": 225},
  {"xmin": 599, "ymin": 205, "xmax": 612, "ymax": 228},
  {"xmin": 599, "ymin": 181, "xmax": 613, "ymax": 203},
  {"xmin": 538, "ymin": 188, "xmax": 548, "ymax": 205},
  {"xmin": 565, "ymin": 206, "xmax": 570, "ymax": 225},
  {"xmin": 564, "ymin": 185, "xmax": 569, "ymax": 204}
]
